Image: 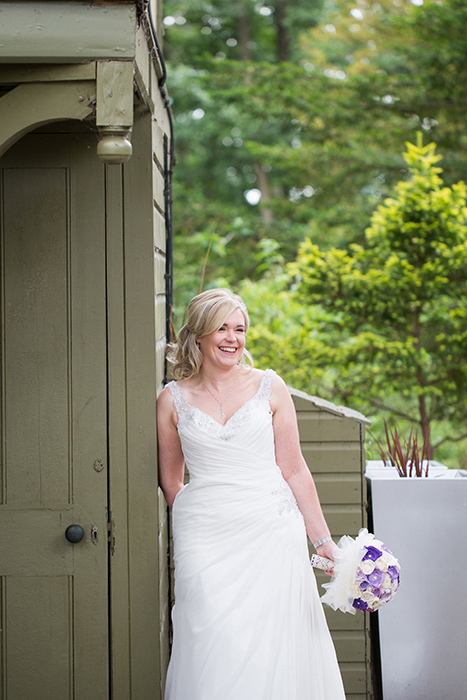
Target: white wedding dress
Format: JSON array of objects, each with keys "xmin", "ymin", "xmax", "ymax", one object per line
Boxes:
[{"xmin": 164, "ymin": 369, "xmax": 345, "ymax": 700}]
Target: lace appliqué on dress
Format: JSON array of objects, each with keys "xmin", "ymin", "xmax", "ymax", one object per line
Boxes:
[
  {"xmin": 256, "ymin": 368, "xmax": 276, "ymax": 401},
  {"xmin": 167, "ymin": 381, "xmax": 190, "ymax": 418},
  {"xmin": 167, "ymin": 370, "xmax": 276, "ymax": 441},
  {"xmin": 195, "ymin": 400, "xmax": 258, "ymax": 441},
  {"xmin": 271, "ymin": 479, "xmax": 303, "ymax": 519}
]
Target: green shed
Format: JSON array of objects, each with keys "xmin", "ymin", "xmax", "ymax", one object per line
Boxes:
[
  {"xmin": 0, "ymin": 2, "xmax": 172, "ymax": 698},
  {"xmin": 291, "ymin": 387, "xmax": 371, "ymax": 700}
]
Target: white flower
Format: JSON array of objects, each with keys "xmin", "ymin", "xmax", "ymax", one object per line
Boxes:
[
  {"xmin": 360, "ymin": 589, "xmax": 376, "ymax": 603},
  {"xmin": 361, "ymin": 560, "xmax": 376, "ymax": 575}
]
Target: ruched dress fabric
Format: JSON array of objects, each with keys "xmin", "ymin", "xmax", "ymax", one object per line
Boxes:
[{"xmin": 165, "ymin": 369, "xmax": 345, "ymax": 700}]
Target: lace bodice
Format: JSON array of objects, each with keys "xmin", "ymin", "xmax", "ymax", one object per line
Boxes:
[{"xmin": 167, "ymin": 369, "xmax": 276, "ymax": 442}]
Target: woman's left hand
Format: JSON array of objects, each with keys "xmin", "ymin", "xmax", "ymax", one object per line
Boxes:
[{"xmin": 316, "ymin": 539, "xmax": 340, "ymax": 563}]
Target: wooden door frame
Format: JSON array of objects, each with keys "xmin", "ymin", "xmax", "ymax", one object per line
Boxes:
[{"xmin": 105, "ymin": 107, "xmax": 164, "ymax": 700}]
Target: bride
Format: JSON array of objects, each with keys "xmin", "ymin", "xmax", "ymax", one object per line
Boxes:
[{"xmin": 157, "ymin": 288, "xmax": 346, "ymax": 700}]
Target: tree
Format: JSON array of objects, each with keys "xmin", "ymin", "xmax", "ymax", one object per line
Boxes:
[
  {"xmin": 299, "ymin": 0, "xmax": 467, "ymax": 183},
  {"xmin": 164, "ymin": 0, "xmax": 467, "ymax": 311},
  {"xmin": 289, "ymin": 136, "xmax": 467, "ymax": 457},
  {"xmin": 162, "ymin": 0, "xmax": 326, "ymax": 321}
]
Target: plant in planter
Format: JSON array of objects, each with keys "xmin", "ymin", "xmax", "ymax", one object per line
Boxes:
[
  {"xmin": 365, "ymin": 421, "xmax": 467, "ymax": 700},
  {"xmin": 373, "ymin": 421, "xmax": 430, "ymax": 477}
]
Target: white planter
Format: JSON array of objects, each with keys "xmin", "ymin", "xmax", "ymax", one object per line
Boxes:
[
  {"xmin": 366, "ymin": 463, "xmax": 467, "ymax": 700},
  {"xmin": 366, "ymin": 459, "xmax": 450, "ymax": 479}
]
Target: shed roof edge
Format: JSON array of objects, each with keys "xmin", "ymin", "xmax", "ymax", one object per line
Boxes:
[{"xmin": 288, "ymin": 385, "xmax": 371, "ymax": 425}]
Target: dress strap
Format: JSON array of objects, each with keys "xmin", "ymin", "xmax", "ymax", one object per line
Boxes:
[
  {"xmin": 257, "ymin": 369, "xmax": 276, "ymax": 401},
  {"xmin": 167, "ymin": 380, "xmax": 188, "ymax": 417}
]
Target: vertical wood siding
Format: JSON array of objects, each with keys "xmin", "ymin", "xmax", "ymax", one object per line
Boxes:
[
  {"xmin": 150, "ymin": 59, "xmax": 172, "ymax": 696},
  {"xmin": 106, "ymin": 27, "xmax": 172, "ymax": 698}
]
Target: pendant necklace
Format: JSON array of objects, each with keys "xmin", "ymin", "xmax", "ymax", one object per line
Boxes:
[{"xmin": 203, "ymin": 371, "xmax": 240, "ymax": 421}]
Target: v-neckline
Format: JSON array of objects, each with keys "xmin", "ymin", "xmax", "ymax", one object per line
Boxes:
[{"xmin": 178, "ymin": 373, "xmax": 267, "ymax": 428}]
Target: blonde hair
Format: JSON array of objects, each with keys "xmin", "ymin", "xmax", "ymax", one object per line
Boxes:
[{"xmin": 169, "ymin": 288, "xmax": 253, "ymax": 379}]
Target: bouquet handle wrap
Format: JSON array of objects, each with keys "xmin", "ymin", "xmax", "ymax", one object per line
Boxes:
[
  {"xmin": 310, "ymin": 554, "xmax": 335, "ymax": 574},
  {"xmin": 310, "ymin": 528, "xmax": 401, "ymax": 614}
]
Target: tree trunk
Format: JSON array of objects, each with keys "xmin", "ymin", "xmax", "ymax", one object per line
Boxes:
[
  {"xmin": 413, "ymin": 307, "xmax": 433, "ymax": 458},
  {"xmin": 238, "ymin": 14, "xmax": 251, "ymax": 61},
  {"xmin": 238, "ymin": 9, "xmax": 273, "ymax": 224},
  {"xmin": 275, "ymin": 0, "xmax": 290, "ymax": 62},
  {"xmin": 255, "ymin": 164, "xmax": 274, "ymax": 224}
]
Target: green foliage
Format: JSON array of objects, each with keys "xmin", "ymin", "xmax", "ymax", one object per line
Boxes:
[
  {"xmin": 301, "ymin": 0, "xmax": 467, "ymax": 176},
  {"xmin": 166, "ymin": 0, "xmax": 467, "ymax": 291},
  {"xmin": 289, "ymin": 137, "xmax": 467, "ymax": 455},
  {"xmin": 163, "ymin": 0, "xmax": 323, "ymax": 65},
  {"xmin": 165, "ymin": 1, "xmax": 343, "ymax": 320},
  {"xmin": 238, "ymin": 269, "xmax": 335, "ymax": 390}
]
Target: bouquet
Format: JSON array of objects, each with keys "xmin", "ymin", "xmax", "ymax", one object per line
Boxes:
[{"xmin": 311, "ymin": 529, "xmax": 400, "ymax": 614}]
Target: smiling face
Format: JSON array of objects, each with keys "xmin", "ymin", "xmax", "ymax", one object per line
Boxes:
[{"xmin": 197, "ymin": 308, "xmax": 246, "ymax": 370}]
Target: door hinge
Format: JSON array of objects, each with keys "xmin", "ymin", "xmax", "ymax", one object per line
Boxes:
[{"xmin": 107, "ymin": 514, "xmax": 116, "ymax": 556}]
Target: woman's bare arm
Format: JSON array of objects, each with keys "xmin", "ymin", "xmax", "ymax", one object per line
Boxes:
[
  {"xmin": 271, "ymin": 375, "xmax": 339, "ymax": 561},
  {"xmin": 157, "ymin": 387, "xmax": 185, "ymax": 509}
]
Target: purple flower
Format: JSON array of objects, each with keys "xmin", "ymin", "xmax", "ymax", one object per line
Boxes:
[
  {"xmin": 362, "ymin": 545, "xmax": 383, "ymax": 562},
  {"xmin": 388, "ymin": 565, "xmax": 399, "ymax": 583},
  {"xmin": 360, "ymin": 580, "xmax": 370, "ymax": 591},
  {"xmin": 367, "ymin": 568, "xmax": 385, "ymax": 587},
  {"xmin": 352, "ymin": 598, "xmax": 368, "ymax": 611}
]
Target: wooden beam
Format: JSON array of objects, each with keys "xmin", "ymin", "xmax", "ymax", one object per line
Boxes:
[
  {"xmin": 0, "ymin": 1, "xmax": 136, "ymax": 64},
  {"xmin": 0, "ymin": 80, "xmax": 96, "ymax": 157},
  {"xmin": 0, "ymin": 63, "xmax": 96, "ymax": 84}
]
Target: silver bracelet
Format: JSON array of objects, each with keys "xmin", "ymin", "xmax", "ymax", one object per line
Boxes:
[{"xmin": 313, "ymin": 536, "xmax": 332, "ymax": 549}]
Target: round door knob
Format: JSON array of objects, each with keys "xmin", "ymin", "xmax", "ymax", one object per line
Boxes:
[{"xmin": 65, "ymin": 524, "xmax": 85, "ymax": 543}]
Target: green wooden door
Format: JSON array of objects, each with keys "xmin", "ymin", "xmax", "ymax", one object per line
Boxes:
[{"xmin": 0, "ymin": 131, "xmax": 108, "ymax": 700}]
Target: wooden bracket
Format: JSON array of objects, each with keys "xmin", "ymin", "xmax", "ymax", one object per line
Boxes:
[{"xmin": 96, "ymin": 61, "xmax": 134, "ymax": 164}]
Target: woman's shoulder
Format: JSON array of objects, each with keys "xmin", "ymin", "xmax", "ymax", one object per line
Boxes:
[
  {"xmin": 266, "ymin": 370, "xmax": 291, "ymax": 410},
  {"xmin": 156, "ymin": 383, "xmax": 181, "ymax": 429},
  {"xmin": 162, "ymin": 376, "xmax": 204, "ymax": 411},
  {"xmin": 247, "ymin": 368, "xmax": 288, "ymax": 403},
  {"xmin": 157, "ymin": 383, "xmax": 176, "ymax": 408},
  {"xmin": 161, "ymin": 375, "xmax": 194, "ymax": 393},
  {"xmin": 252, "ymin": 367, "xmax": 286, "ymax": 385},
  {"xmin": 158, "ymin": 379, "xmax": 189, "ymax": 406},
  {"xmin": 238, "ymin": 366, "xmax": 272, "ymax": 389},
  {"xmin": 244, "ymin": 366, "xmax": 287, "ymax": 391},
  {"xmin": 243, "ymin": 366, "xmax": 277, "ymax": 380}
]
